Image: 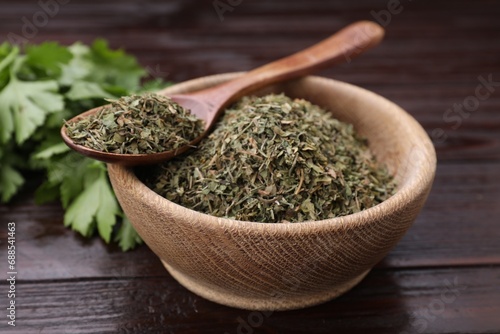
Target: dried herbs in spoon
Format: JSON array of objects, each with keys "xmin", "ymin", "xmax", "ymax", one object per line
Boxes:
[
  {"xmin": 145, "ymin": 93, "xmax": 396, "ymax": 223},
  {"xmin": 65, "ymin": 93, "xmax": 204, "ymax": 154}
]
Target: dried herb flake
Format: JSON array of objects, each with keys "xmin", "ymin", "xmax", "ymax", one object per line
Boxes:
[
  {"xmin": 145, "ymin": 93, "xmax": 396, "ymax": 223},
  {"xmin": 66, "ymin": 93, "xmax": 204, "ymax": 154}
]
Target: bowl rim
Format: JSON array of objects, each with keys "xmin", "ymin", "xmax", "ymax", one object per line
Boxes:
[{"xmin": 109, "ymin": 73, "xmax": 437, "ymax": 233}]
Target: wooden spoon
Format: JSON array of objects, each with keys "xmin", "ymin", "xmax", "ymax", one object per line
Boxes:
[{"xmin": 61, "ymin": 20, "xmax": 384, "ymax": 166}]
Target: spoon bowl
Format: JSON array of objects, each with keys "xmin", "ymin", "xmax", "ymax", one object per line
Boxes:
[
  {"xmin": 60, "ymin": 105, "xmax": 203, "ymax": 165},
  {"xmin": 61, "ymin": 21, "xmax": 385, "ymax": 166}
]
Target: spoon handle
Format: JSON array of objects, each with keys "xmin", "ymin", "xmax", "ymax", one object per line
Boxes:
[{"xmin": 194, "ymin": 20, "xmax": 384, "ymax": 115}]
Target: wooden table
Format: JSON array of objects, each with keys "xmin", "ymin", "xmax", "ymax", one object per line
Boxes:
[{"xmin": 1, "ymin": 0, "xmax": 499, "ymax": 333}]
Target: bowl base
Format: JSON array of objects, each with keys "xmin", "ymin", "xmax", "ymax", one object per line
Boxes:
[{"xmin": 161, "ymin": 260, "xmax": 370, "ymax": 311}]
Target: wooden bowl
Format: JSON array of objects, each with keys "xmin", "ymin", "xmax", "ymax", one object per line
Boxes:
[{"xmin": 108, "ymin": 73, "xmax": 436, "ymax": 311}]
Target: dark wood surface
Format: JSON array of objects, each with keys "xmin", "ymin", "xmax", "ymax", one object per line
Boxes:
[{"xmin": 1, "ymin": 0, "xmax": 500, "ymax": 333}]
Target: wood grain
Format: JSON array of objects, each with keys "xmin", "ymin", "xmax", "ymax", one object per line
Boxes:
[
  {"xmin": 0, "ymin": 0, "xmax": 499, "ymax": 331},
  {"xmin": 0, "ymin": 268, "xmax": 498, "ymax": 334}
]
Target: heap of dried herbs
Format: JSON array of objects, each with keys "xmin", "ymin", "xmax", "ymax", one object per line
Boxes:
[
  {"xmin": 145, "ymin": 93, "xmax": 396, "ymax": 223},
  {"xmin": 66, "ymin": 93, "xmax": 204, "ymax": 154}
]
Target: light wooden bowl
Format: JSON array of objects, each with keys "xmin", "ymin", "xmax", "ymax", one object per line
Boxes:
[{"xmin": 108, "ymin": 73, "xmax": 436, "ymax": 311}]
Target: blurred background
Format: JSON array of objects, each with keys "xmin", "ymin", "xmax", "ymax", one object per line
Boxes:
[
  {"xmin": 3, "ymin": 0, "xmax": 499, "ymax": 155},
  {"xmin": 1, "ymin": 0, "xmax": 497, "ymax": 83},
  {"xmin": 1, "ymin": 0, "xmax": 499, "ymax": 333}
]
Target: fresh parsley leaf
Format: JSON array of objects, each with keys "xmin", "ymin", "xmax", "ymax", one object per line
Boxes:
[
  {"xmin": 115, "ymin": 216, "xmax": 143, "ymax": 251},
  {"xmin": 0, "ymin": 162, "xmax": 24, "ymax": 202},
  {"xmin": 60, "ymin": 162, "xmax": 84, "ymax": 208},
  {"xmin": 0, "ymin": 141, "xmax": 26, "ymax": 203},
  {"xmin": 34, "ymin": 181, "xmax": 61, "ymax": 205},
  {"xmin": 33, "ymin": 148, "xmax": 135, "ymax": 248},
  {"xmin": 64, "ymin": 161, "xmax": 120, "ymax": 243},
  {"xmin": 0, "ymin": 144, "xmax": 25, "ymax": 203},
  {"xmin": 33, "ymin": 150, "xmax": 87, "ymax": 207},
  {"xmin": 138, "ymin": 78, "xmax": 173, "ymax": 93},
  {"xmin": 25, "ymin": 42, "xmax": 72, "ymax": 78},
  {"xmin": 0, "ymin": 43, "xmax": 18, "ymax": 90},
  {"xmin": 0, "ymin": 58, "xmax": 63, "ymax": 144},
  {"xmin": 66, "ymin": 80, "xmax": 115, "ymax": 100},
  {"xmin": 59, "ymin": 43, "xmax": 93, "ymax": 86},
  {"xmin": 0, "ymin": 42, "xmax": 16, "ymax": 64},
  {"xmin": 89, "ymin": 39, "xmax": 146, "ymax": 92},
  {"xmin": 0, "ymin": 39, "xmax": 154, "ymax": 250},
  {"xmin": 33, "ymin": 141, "xmax": 70, "ymax": 160}
]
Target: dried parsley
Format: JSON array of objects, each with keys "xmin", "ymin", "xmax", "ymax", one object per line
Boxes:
[
  {"xmin": 145, "ymin": 93, "xmax": 396, "ymax": 223},
  {"xmin": 65, "ymin": 93, "xmax": 204, "ymax": 154}
]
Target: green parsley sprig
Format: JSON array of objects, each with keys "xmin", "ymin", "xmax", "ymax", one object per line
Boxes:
[{"xmin": 0, "ymin": 39, "xmax": 168, "ymax": 251}]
